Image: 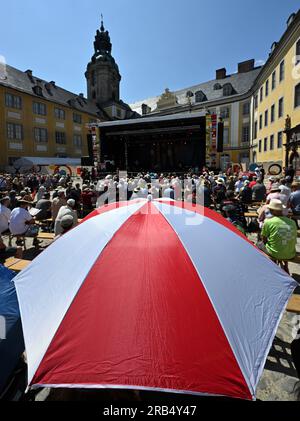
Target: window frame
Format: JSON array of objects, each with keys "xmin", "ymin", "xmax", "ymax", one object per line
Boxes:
[
  {"xmin": 5, "ymin": 92, "xmax": 22, "ymax": 110},
  {"xmin": 33, "ymin": 101, "xmax": 47, "ymax": 116},
  {"xmin": 7, "ymin": 122, "xmax": 23, "ymax": 141},
  {"xmin": 55, "ymin": 131, "xmax": 67, "ymax": 145}
]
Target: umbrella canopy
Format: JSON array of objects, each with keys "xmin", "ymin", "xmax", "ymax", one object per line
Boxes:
[{"xmin": 14, "ymin": 199, "xmax": 297, "ymax": 400}]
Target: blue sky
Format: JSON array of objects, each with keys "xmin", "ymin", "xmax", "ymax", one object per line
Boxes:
[{"xmin": 0, "ymin": 0, "xmax": 299, "ymax": 104}]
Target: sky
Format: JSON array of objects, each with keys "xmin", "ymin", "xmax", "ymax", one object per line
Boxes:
[{"xmin": 0, "ymin": 0, "xmax": 299, "ymax": 104}]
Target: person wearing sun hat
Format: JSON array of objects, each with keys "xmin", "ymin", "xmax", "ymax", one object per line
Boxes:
[
  {"xmin": 54, "ymin": 199, "xmax": 78, "ymax": 236},
  {"xmin": 266, "ymin": 183, "xmax": 289, "ymax": 216},
  {"xmin": 259, "ymin": 199, "xmax": 297, "ymax": 272}
]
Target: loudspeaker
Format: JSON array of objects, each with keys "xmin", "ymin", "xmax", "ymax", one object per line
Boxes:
[
  {"xmin": 217, "ymin": 122, "xmax": 224, "ymax": 153},
  {"xmin": 87, "ymin": 134, "xmax": 94, "ymax": 160}
]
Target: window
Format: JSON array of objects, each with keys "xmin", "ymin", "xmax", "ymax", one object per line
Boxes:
[
  {"xmin": 278, "ymin": 132, "xmax": 283, "ymax": 149},
  {"xmin": 220, "ymin": 107, "xmax": 230, "ymax": 119},
  {"xmin": 55, "ymin": 131, "xmax": 66, "ymax": 144},
  {"xmin": 270, "ymin": 135, "xmax": 274, "ymax": 150},
  {"xmin": 279, "ymin": 60, "xmax": 285, "ymax": 82},
  {"xmin": 259, "ymin": 140, "xmax": 262, "ymax": 153},
  {"xmin": 34, "ymin": 127, "xmax": 48, "ymax": 143},
  {"xmin": 264, "ymin": 110, "xmax": 268, "ymax": 127},
  {"xmin": 260, "ymin": 87, "xmax": 263, "ymax": 102},
  {"xmin": 55, "ymin": 108, "xmax": 65, "ymax": 120},
  {"xmin": 295, "ymin": 83, "xmax": 300, "ymax": 108},
  {"xmin": 243, "ymin": 102, "xmax": 250, "ymax": 115},
  {"xmin": 296, "ymin": 39, "xmax": 300, "ymax": 66},
  {"xmin": 33, "ymin": 102, "xmax": 47, "ymax": 116},
  {"xmin": 264, "ymin": 137, "xmax": 268, "ymax": 152},
  {"xmin": 254, "ymin": 121, "xmax": 258, "ymax": 139},
  {"xmin": 223, "ymin": 83, "xmax": 234, "ymax": 97},
  {"xmin": 7, "ymin": 123, "xmax": 23, "ymax": 140},
  {"xmin": 195, "ymin": 90, "xmax": 207, "ymax": 103},
  {"xmin": 265, "ymin": 80, "xmax": 269, "ymax": 97},
  {"xmin": 242, "ymin": 125, "xmax": 250, "ymax": 143},
  {"xmin": 271, "ymin": 104, "xmax": 275, "ymax": 123},
  {"xmin": 272, "ymin": 71, "xmax": 276, "ymax": 90},
  {"xmin": 259, "ymin": 114, "xmax": 263, "ymax": 130},
  {"xmin": 254, "ymin": 94, "xmax": 258, "ymax": 109},
  {"xmin": 278, "ymin": 97, "xmax": 284, "ymax": 118},
  {"xmin": 73, "ymin": 134, "xmax": 82, "ymax": 147},
  {"xmin": 73, "ymin": 113, "xmax": 82, "ymax": 124},
  {"xmin": 5, "ymin": 93, "xmax": 22, "ymax": 109}
]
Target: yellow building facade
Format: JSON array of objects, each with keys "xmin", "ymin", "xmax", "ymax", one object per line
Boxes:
[
  {"xmin": 251, "ymin": 11, "xmax": 300, "ymax": 171},
  {"xmin": 0, "ymin": 65, "xmax": 101, "ymax": 170}
]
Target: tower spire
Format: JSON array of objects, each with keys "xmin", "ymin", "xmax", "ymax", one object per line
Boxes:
[{"xmin": 100, "ymin": 14, "xmax": 105, "ymax": 32}]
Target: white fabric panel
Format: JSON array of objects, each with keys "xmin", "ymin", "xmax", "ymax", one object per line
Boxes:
[
  {"xmin": 14, "ymin": 201, "xmax": 146, "ymax": 385},
  {"xmin": 154, "ymin": 202, "xmax": 297, "ymax": 398}
]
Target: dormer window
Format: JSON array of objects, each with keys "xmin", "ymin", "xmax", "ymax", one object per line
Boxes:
[
  {"xmin": 33, "ymin": 85, "xmax": 43, "ymax": 96},
  {"xmin": 195, "ymin": 90, "xmax": 207, "ymax": 103},
  {"xmin": 223, "ymin": 83, "xmax": 235, "ymax": 97},
  {"xmin": 214, "ymin": 83, "xmax": 222, "ymax": 90}
]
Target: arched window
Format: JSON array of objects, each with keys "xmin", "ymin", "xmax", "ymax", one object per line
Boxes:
[
  {"xmin": 223, "ymin": 83, "xmax": 235, "ymax": 97},
  {"xmin": 214, "ymin": 83, "xmax": 222, "ymax": 90},
  {"xmin": 195, "ymin": 90, "xmax": 207, "ymax": 103}
]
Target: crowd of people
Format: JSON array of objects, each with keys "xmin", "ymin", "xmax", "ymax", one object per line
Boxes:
[
  {"xmin": 1, "ymin": 167, "xmax": 300, "ymax": 399},
  {"xmin": 1, "ymin": 169, "xmax": 299, "ymax": 271}
]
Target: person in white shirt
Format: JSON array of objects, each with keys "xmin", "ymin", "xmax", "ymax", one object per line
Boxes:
[
  {"xmin": 0, "ymin": 196, "xmax": 12, "ymax": 251},
  {"xmin": 54, "ymin": 199, "xmax": 78, "ymax": 236},
  {"xmin": 0, "ymin": 197, "xmax": 11, "ymax": 234},
  {"xmin": 9, "ymin": 200, "xmax": 39, "ymax": 246}
]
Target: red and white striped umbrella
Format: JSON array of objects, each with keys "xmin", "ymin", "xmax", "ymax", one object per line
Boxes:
[{"xmin": 14, "ymin": 199, "xmax": 297, "ymax": 400}]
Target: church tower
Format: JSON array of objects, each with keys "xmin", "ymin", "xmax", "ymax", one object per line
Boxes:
[{"xmin": 85, "ymin": 17, "xmax": 121, "ymax": 107}]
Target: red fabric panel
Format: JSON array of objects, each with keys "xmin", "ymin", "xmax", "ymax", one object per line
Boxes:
[
  {"xmin": 81, "ymin": 200, "xmax": 144, "ymax": 224},
  {"xmin": 32, "ymin": 202, "xmax": 251, "ymax": 400}
]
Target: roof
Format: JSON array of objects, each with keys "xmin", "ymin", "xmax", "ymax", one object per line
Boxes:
[
  {"xmin": 0, "ymin": 64, "xmax": 100, "ymax": 117},
  {"xmin": 97, "ymin": 110, "xmax": 206, "ymax": 129},
  {"xmin": 130, "ymin": 67, "xmax": 262, "ymax": 115}
]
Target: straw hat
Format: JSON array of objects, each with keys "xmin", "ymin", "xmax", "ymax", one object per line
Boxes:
[{"xmin": 267, "ymin": 199, "xmax": 286, "ymax": 212}]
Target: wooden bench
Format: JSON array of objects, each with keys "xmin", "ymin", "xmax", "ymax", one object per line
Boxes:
[
  {"xmin": 37, "ymin": 232, "xmax": 55, "ymax": 241},
  {"xmin": 286, "ymin": 295, "xmax": 300, "ymax": 315},
  {"xmin": 4, "ymin": 257, "xmax": 31, "ymax": 272}
]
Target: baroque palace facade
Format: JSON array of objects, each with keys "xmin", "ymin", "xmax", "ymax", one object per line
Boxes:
[
  {"xmin": 0, "ymin": 19, "xmax": 136, "ymax": 171},
  {"xmin": 131, "ymin": 9, "xmax": 300, "ymax": 172},
  {"xmin": 0, "ymin": 11, "xmax": 299, "ymax": 172}
]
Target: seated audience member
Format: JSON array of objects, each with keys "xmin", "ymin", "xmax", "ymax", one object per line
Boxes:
[
  {"xmin": 289, "ymin": 182, "xmax": 300, "ymax": 216},
  {"xmin": 54, "ymin": 215, "xmax": 74, "ymax": 241},
  {"xmin": 279, "ymin": 178, "xmax": 291, "ymax": 200},
  {"xmin": 81, "ymin": 187, "xmax": 95, "ymax": 216},
  {"xmin": 163, "ymin": 185, "xmax": 175, "ymax": 200},
  {"xmin": 9, "ymin": 200, "xmax": 39, "ymax": 246},
  {"xmin": 238, "ymin": 180, "xmax": 253, "ymax": 204},
  {"xmin": 212, "ymin": 179, "xmax": 226, "ymax": 207},
  {"xmin": 259, "ymin": 199, "xmax": 297, "ymax": 273},
  {"xmin": 222, "ymin": 205, "xmax": 246, "ymax": 234},
  {"xmin": 252, "ymin": 180, "xmax": 267, "ymax": 203},
  {"xmin": 0, "ymin": 196, "xmax": 21, "ymax": 258},
  {"xmin": 54, "ymin": 199, "xmax": 78, "ymax": 236},
  {"xmin": 8, "ymin": 190, "xmax": 18, "ymax": 210},
  {"xmin": 51, "ymin": 190, "xmax": 67, "ymax": 221},
  {"xmin": 266, "ymin": 183, "xmax": 289, "ymax": 216},
  {"xmin": 220, "ymin": 191, "xmax": 247, "ymax": 229},
  {"xmin": 0, "ymin": 196, "xmax": 11, "ymax": 236},
  {"xmin": 35, "ymin": 193, "xmax": 52, "ymax": 221},
  {"xmin": 249, "ymin": 177, "xmax": 257, "ymax": 189}
]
